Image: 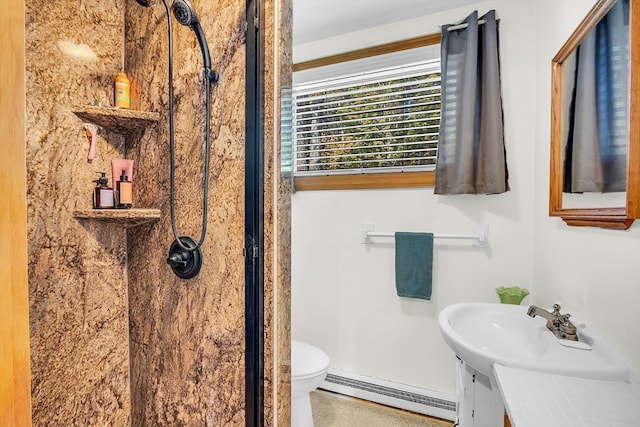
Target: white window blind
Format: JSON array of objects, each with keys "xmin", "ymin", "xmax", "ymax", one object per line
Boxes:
[{"xmin": 293, "ymin": 59, "xmax": 441, "ymax": 176}]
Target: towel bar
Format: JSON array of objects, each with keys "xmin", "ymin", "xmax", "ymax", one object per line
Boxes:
[{"xmin": 361, "ymin": 223, "xmax": 488, "ymax": 248}]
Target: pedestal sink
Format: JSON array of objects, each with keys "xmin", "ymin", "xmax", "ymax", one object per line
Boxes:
[
  {"xmin": 439, "ymin": 302, "xmax": 630, "ymax": 381},
  {"xmin": 438, "ymin": 303, "xmax": 631, "ymax": 426}
]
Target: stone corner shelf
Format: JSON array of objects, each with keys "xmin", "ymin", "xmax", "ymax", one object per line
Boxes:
[
  {"xmin": 73, "ymin": 208, "xmax": 161, "ymax": 228},
  {"xmin": 72, "ymin": 105, "xmax": 160, "ymax": 135}
]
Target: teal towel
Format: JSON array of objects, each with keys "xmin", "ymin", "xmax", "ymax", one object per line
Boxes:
[{"xmin": 395, "ymin": 232, "xmax": 433, "ymax": 300}]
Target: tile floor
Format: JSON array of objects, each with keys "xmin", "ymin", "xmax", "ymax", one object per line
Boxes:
[{"xmin": 310, "ymin": 390, "xmax": 454, "ymax": 427}]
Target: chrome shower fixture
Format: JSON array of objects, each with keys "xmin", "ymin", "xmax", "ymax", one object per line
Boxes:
[{"xmin": 171, "ymin": 0, "xmax": 218, "ymax": 84}]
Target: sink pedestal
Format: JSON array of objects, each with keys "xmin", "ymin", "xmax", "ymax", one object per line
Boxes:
[{"xmin": 457, "ymin": 359, "xmax": 504, "ymax": 427}]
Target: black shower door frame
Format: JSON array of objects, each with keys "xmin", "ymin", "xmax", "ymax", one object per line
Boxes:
[{"xmin": 245, "ymin": 0, "xmax": 265, "ymax": 425}]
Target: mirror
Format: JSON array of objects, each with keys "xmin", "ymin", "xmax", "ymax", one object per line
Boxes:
[{"xmin": 550, "ymin": 0, "xmax": 640, "ymax": 229}]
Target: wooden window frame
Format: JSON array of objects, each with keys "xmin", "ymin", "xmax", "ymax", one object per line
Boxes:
[{"xmin": 293, "ymin": 33, "xmax": 441, "ymax": 191}]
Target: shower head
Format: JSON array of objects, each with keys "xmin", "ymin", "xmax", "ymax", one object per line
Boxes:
[
  {"xmin": 134, "ymin": 0, "xmax": 155, "ymax": 6},
  {"xmin": 171, "ymin": 0, "xmax": 199, "ymax": 27},
  {"xmin": 171, "ymin": 0, "xmax": 214, "ymax": 80}
]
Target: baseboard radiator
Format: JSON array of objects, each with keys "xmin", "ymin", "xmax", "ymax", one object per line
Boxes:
[{"xmin": 320, "ymin": 368, "xmax": 456, "ymax": 421}]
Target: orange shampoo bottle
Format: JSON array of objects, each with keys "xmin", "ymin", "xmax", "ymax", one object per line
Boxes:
[{"xmin": 114, "ymin": 72, "xmax": 130, "ymax": 108}]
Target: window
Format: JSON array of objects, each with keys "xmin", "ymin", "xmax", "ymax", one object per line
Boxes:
[{"xmin": 292, "ymin": 35, "xmax": 441, "ymax": 190}]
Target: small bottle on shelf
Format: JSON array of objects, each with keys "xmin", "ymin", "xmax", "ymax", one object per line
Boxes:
[
  {"xmin": 93, "ymin": 172, "xmax": 114, "ymax": 209},
  {"xmin": 114, "ymin": 72, "xmax": 130, "ymax": 108},
  {"xmin": 116, "ymin": 169, "xmax": 133, "ymax": 209}
]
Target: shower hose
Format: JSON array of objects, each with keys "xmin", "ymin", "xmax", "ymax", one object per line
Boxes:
[{"xmin": 161, "ymin": 0, "xmax": 213, "ymax": 252}]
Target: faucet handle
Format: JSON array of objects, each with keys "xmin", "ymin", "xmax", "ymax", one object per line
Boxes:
[
  {"xmin": 552, "ymin": 304, "xmax": 562, "ymax": 316},
  {"xmin": 561, "ymin": 313, "xmax": 575, "ymax": 327}
]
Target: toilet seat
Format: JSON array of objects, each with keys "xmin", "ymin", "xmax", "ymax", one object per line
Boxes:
[{"xmin": 292, "ymin": 341, "xmax": 330, "ymax": 380}]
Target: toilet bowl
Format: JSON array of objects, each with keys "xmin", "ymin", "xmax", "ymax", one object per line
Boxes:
[{"xmin": 291, "ymin": 340, "xmax": 330, "ymax": 427}]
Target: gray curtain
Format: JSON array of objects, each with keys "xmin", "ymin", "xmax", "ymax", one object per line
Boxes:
[
  {"xmin": 564, "ymin": 0, "xmax": 629, "ymax": 193},
  {"xmin": 435, "ymin": 10, "xmax": 509, "ymax": 195}
]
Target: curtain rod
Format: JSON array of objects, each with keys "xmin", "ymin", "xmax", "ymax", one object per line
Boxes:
[{"xmin": 446, "ymin": 18, "xmax": 487, "ymax": 32}]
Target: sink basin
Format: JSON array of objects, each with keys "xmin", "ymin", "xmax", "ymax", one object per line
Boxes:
[{"xmin": 439, "ymin": 302, "xmax": 630, "ymax": 381}]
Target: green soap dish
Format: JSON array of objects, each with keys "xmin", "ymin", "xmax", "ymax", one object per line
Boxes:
[{"xmin": 495, "ymin": 286, "xmax": 529, "ymax": 305}]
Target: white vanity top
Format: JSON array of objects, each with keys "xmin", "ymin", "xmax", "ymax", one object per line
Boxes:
[{"xmin": 493, "ymin": 364, "xmax": 640, "ymax": 427}]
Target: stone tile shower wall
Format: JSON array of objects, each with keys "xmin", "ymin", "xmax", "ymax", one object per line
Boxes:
[
  {"xmin": 124, "ymin": 0, "xmax": 248, "ymax": 425},
  {"xmin": 26, "ymin": 0, "xmax": 131, "ymax": 425},
  {"xmin": 25, "ymin": 0, "xmax": 289, "ymax": 424}
]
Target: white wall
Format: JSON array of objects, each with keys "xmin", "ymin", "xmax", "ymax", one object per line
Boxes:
[{"xmin": 292, "ymin": 0, "xmax": 640, "ymax": 398}]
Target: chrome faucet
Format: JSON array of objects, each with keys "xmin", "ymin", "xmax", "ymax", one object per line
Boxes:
[{"xmin": 527, "ymin": 304, "xmax": 578, "ymax": 341}]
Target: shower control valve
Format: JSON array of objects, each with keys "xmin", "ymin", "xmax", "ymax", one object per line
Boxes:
[{"xmin": 167, "ymin": 236, "xmax": 203, "ymax": 279}]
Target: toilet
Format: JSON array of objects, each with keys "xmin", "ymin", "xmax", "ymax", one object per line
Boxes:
[{"xmin": 291, "ymin": 340, "xmax": 330, "ymax": 427}]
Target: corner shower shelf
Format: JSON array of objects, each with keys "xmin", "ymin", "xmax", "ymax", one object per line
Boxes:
[
  {"xmin": 72, "ymin": 105, "xmax": 160, "ymax": 135},
  {"xmin": 73, "ymin": 208, "xmax": 161, "ymax": 228}
]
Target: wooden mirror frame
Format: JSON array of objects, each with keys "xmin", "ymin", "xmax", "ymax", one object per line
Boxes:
[{"xmin": 550, "ymin": 0, "xmax": 640, "ymax": 230}]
